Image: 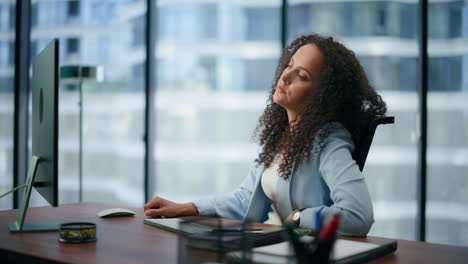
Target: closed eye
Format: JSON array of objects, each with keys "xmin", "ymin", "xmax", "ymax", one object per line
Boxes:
[{"xmin": 299, "ymin": 71, "xmax": 310, "ymax": 80}]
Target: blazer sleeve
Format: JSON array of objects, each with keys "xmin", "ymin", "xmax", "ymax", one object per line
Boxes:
[
  {"xmin": 299, "ymin": 126, "xmax": 374, "ymax": 236},
  {"xmin": 192, "ymin": 164, "xmax": 259, "ymax": 221}
]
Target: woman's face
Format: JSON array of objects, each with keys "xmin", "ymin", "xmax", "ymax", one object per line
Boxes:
[{"xmin": 273, "ymin": 43, "xmax": 324, "ymax": 114}]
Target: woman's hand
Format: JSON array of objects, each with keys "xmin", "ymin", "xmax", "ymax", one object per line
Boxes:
[
  {"xmin": 285, "ymin": 212, "xmax": 294, "ymax": 224},
  {"xmin": 143, "ymin": 196, "xmax": 199, "ymax": 218},
  {"xmin": 284, "ymin": 210, "xmax": 300, "ymax": 227}
]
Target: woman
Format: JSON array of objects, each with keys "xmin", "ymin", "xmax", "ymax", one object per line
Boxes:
[{"xmin": 144, "ymin": 34, "xmax": 387, "ymax": 236}]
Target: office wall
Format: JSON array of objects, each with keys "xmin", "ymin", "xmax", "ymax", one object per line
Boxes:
[{"xmin": 0, "ymin": 1, "xmax": 15, "ymax": 210}]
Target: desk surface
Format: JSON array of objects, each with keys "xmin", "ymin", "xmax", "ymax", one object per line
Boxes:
[{"xmin": 0, "ymin": 202, "xmax": 467, "ymax": 264}]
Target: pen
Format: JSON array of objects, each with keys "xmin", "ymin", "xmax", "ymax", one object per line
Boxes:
[
  {"xmin": 311, "ymin": 214, "xmax": 339, "ymax": 264},
  {"xmin": 315, "ymin": 208, "xmax": 323, "ymax": 233},
  {"xmin": 318, "ymin": 214, "xmax": 340, "ymax": 241}
]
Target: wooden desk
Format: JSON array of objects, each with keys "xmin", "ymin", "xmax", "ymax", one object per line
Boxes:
[{"xmin": 0, "ymin": 202, "xmax": 467, "ymax": 263}]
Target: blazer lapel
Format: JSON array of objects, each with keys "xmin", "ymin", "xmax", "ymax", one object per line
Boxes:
[{"xmin": 244, "ymin": 165, "xmax": 268, "ymax": 222}]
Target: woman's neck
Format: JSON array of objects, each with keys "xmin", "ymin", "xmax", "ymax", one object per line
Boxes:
[{"xmin": 287, "ymin": 109, "xmax": 300, "ymax": 127}]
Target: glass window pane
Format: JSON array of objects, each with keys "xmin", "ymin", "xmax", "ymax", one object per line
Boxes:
[
  {"xmin": 0, "ymin": 1, "xmax": 15, "ymax": 210},
  {"xmin": 427, "ymin": 0, "xmax": 468, "ymax": 246},
  {"xmin": 152, "ymin": 1, "xmax": 282, "ymax": 201},
  {"xmin": 30, "ymin": 0, "xmax": 146, "ymax": 207},
  {"xmin": 287, "ymin": 0, "xmax": 419, "ymax": 240}
]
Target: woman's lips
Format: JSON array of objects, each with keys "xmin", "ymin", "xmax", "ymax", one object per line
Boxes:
[{"xmin": 277, "ymin": 85, "xmax": 286, "ymax": 94}]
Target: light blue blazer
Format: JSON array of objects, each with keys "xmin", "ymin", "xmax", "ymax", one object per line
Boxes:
[{"xmin": 193, "ymin": 123, "xmax": 374, "ymax": 236}]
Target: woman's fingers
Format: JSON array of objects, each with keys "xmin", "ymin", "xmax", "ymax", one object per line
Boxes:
[
  {"xmin": 144, "ymin": 208, "xmax": 165, "ymax": 218},
  {"xmin": 143, "ymin": 197, "xmax": 192, "ymax": 218},
  {"xmin": 144, "ymin": 196, "xmax": 164, "ymax": 211},
  {"xmin": 144, "ymin": 196, "xmax": 176, "ymax": 217}
]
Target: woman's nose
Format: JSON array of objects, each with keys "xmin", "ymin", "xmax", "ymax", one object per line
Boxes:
[{"xmin": 281, "ymin": 72, "xmax": 291, "ymax": 85}]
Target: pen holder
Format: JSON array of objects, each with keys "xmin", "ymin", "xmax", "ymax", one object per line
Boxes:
[
  {"xmin": 283, "ymin": 221, "xmax": 335, "ymax": 264},
  {"xmin": 307, "ymin": 237, "xmax": 335, "ymax": 264},
  {"xmin": 290, "ymin": 236, "xmax": 335, "ymax": 264},
  {"xmin": 177, "ymin": 218, "xmax": 221, "ymax": 264},
  {"xmin": 177, "ymin": 218, "xmax": 255, "ymax": 264}
]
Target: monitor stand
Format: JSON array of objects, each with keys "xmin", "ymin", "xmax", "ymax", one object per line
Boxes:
[{"xmin": 8, "ymin": 156, "xmax": 62, "ymax": 232}]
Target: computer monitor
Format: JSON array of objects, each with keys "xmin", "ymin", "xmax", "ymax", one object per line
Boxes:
[
  {"xmin": 8, "ymin": 39, "xmax": 61, "ymax": 232},
  {"xmin": 32, "ymin": 39, "xmax": 59, "ymax": 207}
]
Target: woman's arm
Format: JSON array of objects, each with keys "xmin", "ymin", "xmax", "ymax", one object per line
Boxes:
[
  {"xmin": 192, "ymin": 164, "xmax": 259, "ymax": 220},
  {"xmin": 144, "ymin": 163, "xmax": 259, "ymax": 220},
  {"xmin": 299, "ymin": 127, "xmax": 374, "ymax": 236},
  {"xmin": 144, "ymin": 196, "xmax": 199, "ymax": 217}
]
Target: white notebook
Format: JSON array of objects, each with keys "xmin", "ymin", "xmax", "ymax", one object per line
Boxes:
[
  {"xmin": 144, "ymin": 218, "xmax": 183, "ymax": 232},
  {"xmin": 145, "ymin": 218, "xmax": 217, "ymax": 234}
]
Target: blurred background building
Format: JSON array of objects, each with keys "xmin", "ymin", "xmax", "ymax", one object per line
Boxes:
[{"xmin": 0, "ymin": 0, "xmax": 467, "ymax": 246}]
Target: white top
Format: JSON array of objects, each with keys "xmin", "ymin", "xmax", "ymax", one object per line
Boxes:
[{"xmin": 261, "ymin": 155, "xmax": 282, "ymax": 225}]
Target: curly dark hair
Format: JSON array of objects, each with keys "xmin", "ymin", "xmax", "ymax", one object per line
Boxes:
[{"xmin": 254, "ymin": 34, "xmax": 387, "ymax": 179}]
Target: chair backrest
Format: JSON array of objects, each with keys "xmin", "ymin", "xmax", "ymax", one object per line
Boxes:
[{"xmin": 353, "ymin": 116, "xmax": 395, "ymax": 171}]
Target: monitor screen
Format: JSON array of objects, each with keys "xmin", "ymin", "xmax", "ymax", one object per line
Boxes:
[{"xmin": 31, "ymin": 39, "xmax": 59, "ymax": 207}]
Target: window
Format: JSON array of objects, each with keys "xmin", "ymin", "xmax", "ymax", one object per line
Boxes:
[
  {"xmin": 66, "ymin": 38, "xmax": 79, "ymax": 56},
  {"xmin": 376, "ymin": 2, "xmax": 387, "ymax": 35},
  {"xmin": 288, "ymin": 0, "xmax": 419, "ymax": 240},
  {"xmin": 67, "ymin": 0, "xmax": 80, "ymax": 17},
  {"xmin": 427, "ymin": 0, "xmax": 468, "ymax": 246},
  {"xmin": 151, "ymin": 1, "xmax": 281, "ymax": 201},
  {"xmin": 246, "ymin": 8, "xmax": 280, "ymax": 41},
  {"xmin": 7, "ymin": 0, "xmax": 468, "ymax": 248},
  {"xmin": 0, "ymin": 2, "xmax": 15, "ymax": 210},
  {"xmin": 29, "ymin": 0, "xmax": 147, "ymax": 207},
  {"xmin": 428, "ymin": 57, "xmax": 462, "ymax": 92}
]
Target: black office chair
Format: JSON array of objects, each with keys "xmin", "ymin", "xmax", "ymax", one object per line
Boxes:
[{"xmin": 353, "ymin": 116, "xmax": 395, "ymax": 171}]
